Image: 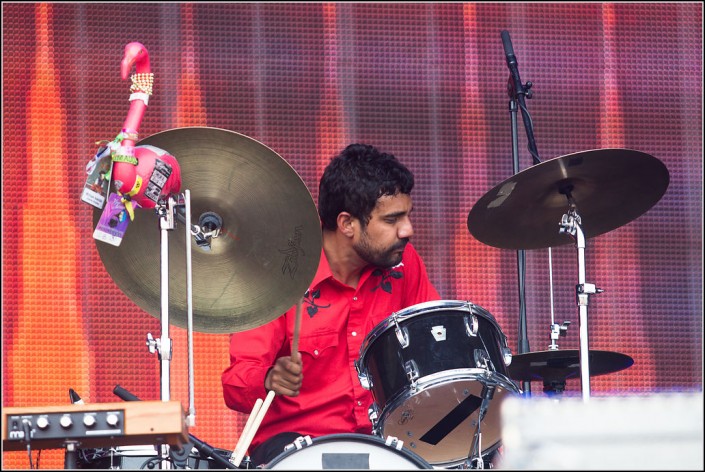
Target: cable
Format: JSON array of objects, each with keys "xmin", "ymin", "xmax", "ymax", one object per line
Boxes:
[{"xmin": 22, "ymin": 419, "xmax": 34, "ymax": 469}]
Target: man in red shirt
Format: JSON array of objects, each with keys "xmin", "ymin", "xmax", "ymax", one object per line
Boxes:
[{"xmin": 221, "ymin": 143, "xmax": 440, "ymax": 466}]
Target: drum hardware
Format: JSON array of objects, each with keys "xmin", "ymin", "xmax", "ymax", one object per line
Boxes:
[
  {"xmin": 549, "ymin": 321, "xmax": 571, "ymax": 350},
  {"xmin": 394, "ymin": 316, "xmax": 411, "ymax": 348},
  {"xmin": 465, "ymin": 314, "xmax": 479, "ymax": 337},
  {"xmin": 466, "ymin": 384, "xmax": 496, "ymax": 469},
  {"xmin": 284, "ymin": 435, "xmax": 313, "ymax": 452},
  {"xmin": 473, "ymin": 349, "xmax": 493, "ymax": 371},
  {"xmin": 357, "ymin": 300, "xmax": 522, "ymax": 468},
  {"xmin": 405, "ymin": 360, "xmax": 420, "ymax": 388}
]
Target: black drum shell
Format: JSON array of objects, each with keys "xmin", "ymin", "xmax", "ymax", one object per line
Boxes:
[{"xmin": 358, "ymin": 300, "xmax": 512, "ymax": 409}]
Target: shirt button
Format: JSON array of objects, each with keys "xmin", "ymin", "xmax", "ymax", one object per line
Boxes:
[
  {"xmin": 352, "ymin": 331, "xmax": 357, "ymax": 337},
  {"xmin": 357, "ymin": 401, "xmax": 362, "ymax": 406},
  {"xmin": 313, "ymin": 349, "xmax": 319, "ymax": 356},
  {"xmin": 353, "ymin": 296, "xmax": 358, "ymax": 301}
]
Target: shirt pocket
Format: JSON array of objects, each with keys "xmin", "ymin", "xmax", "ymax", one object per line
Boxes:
[{"xmin": 298, "ymin": 330, "xmax": 339, "ymax": 360}]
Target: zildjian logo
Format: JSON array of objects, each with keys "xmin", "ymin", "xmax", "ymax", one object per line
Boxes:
[{"xmin": 280, "ymin": 225, "xmax": 305, "ymax": 279}]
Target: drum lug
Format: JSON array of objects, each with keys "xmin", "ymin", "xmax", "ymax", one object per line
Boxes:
[
  {"xmin": 368, "ymin": 403, "xmax": 380, "ymax": 426},
  {"xmin": 284, "ymin": 435, "xmax": 313, "ymax": 452},
  {"xmin": 465, "ymin": 314, "xmax": 479, "ymax": 337},
  {"xmin": 384, "ymin": 435, "xmax": 405, "ymax": 451},
  {"xmin": 502, "ymin": 346, "xmax": 513, "ymax": 366},
  {"xmin": 404, "ymin": 359, "xmax": 419, "ymax": 389},
  {"xmin": 355, "ymin": 360, "xmax": 372, "ymax": 390},
  {"xmin": 474, "ymin": 348, "xmax": 494, "ymax": 371},
  {"xmin": 394, "ymin": 323, "xmax": 410, "ymax": 349}
]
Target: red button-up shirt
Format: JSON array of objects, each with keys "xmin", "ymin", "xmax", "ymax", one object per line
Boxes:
[{"xmin": 222, "ymin": 243, "xmax": 440, "ymax": 453}]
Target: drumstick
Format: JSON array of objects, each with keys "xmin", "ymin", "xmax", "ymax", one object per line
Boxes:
[
  {"xmin": 291, "ymin": 296, "xmax": 304, "ymax": 360},
  {"xmin": 231, "ymin": 389, "xmax": 276, "ymax": 466},
  {"xmin": 233, "ymin": 297, "xmax": 304, "ymax": 466},
  {"xmin": 230, "ymin": 397, "xmax": 263, "ymax": 465}
]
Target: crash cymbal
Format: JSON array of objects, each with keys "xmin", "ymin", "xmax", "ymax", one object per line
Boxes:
[
  {"xmin": 94, "ymin": 127, "xmax": 322, "ymax": 333},
  {"xmin": 507, "ymin": 349, "xmax": 634, "ymax": 382},
  {"xmin": 467, "ymin": 149, "xmax": 669, "ymax": 250}
]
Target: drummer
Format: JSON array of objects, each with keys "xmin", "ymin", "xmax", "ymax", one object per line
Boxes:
[{"xmin": 222, "ymin": 143, "xmax": 440, "ymax": 467}]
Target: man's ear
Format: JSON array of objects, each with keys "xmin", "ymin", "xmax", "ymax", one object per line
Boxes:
[{"xmin": 337, "ymin": 212, "xmax": 355, "ymax": 237}]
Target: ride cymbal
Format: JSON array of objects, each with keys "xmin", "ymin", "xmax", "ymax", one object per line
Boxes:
[
  {"xmin": 94, "ymin": 127, "xmax": 322, "ymax": 334},
  {"xmin": 467, "ymin": 149, "xmax": 669, "ymax": 250},
  {"xmin": 507, "ymin": 349, "xmax": 634, "ymax": 382}
]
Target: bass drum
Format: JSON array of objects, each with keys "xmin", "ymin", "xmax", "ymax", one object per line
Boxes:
[
  {"xmin": 264, "ymin": 433, "xmax": 432, "ymax": 470},
  {"xmin": 356, "ymin": 300, "xmax": 521, "ymax": 468}
]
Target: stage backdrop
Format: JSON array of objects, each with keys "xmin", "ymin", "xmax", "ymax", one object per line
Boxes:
[{"xmin": 2, "ymin": 2, "xmax": 702, "ymax": 469}]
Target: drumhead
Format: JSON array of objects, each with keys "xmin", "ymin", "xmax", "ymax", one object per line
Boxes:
[
  {"xmin": 264, "ymin": 433, "xmax": 432, "ymax": 469},
  {"xmin": 359, "ymin": 300, "xmax": 507, "ymax": 366},
  {"xmin": 376, "ymin": 370, "xmax": 520, "ymax": 467}
]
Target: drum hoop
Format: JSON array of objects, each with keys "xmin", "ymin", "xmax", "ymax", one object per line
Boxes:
[
  {"xmin": 359, "ymin": 300, "xmax": 508, "ymax": 365},
  {"xmin": 374, "ymin": 368, "xmax": 520, "ymax": 426},
  {"xmin": 266, "ymin": 433, "xmax": 432, "ymax": 469}
]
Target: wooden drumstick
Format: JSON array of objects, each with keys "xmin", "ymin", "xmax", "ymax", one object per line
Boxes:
[
  {"xmin": 291, "ymin": 296, "xmax": 304, "ymax": 360},
  {"xmin": 230, "ymin": 397, "xmax": 263, "ymax": 465},
  {"xmin": 231, "ymin": 389, "xmax": 276, "ymax": 466}
]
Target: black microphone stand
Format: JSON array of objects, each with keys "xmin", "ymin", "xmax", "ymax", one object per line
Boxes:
[{"xmin": 502, "ymin": 30, "xmax": 542, "ymax": 397}]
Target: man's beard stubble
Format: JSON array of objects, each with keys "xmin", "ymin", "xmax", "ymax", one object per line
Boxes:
[{"xmin": 354, "ymin": 234, "xmax": 408, "ymax": 269}]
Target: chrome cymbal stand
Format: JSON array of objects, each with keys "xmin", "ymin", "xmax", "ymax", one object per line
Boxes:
[
  {"xmin": 558, "ymin": 204, "xmax": 603, "ymax": 402},
  {"xmin": 145, "ymin": 190, "xmax": 197, "ymax": 468}
]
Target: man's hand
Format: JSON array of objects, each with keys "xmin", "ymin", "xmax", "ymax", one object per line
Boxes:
[{"xmin": 265, "ymin": 353, "xmax": 303, "ymax": 396}]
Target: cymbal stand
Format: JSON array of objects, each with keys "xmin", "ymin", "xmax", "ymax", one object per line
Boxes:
[
  {"xmin": 183, "ymin": 190, "xmax": 196, "ymax": 427},
  {"xmin": 558, "ymin": 204, "xmax": 603, "ymax": 402},
  {"xmin": 145, "ymin": 191, "xmax": 197, "ymax": 467},
  {"xmin": 147, "ymin": 196, "xmax": 176, "ymax": 468},
  {"xmin": 156, "ymin": 196, "xmax": 175, "ymax": 402}
]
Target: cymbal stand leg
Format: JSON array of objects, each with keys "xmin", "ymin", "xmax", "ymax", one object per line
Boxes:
[{"xmin": 559, "ymin": 209, "xmax": 602, "ymax": 402}]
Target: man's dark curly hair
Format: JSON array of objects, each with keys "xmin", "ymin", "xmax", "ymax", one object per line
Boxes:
[{"xmin": 318, "ymin": 144, "xmax": 415, "ymax": 231}]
